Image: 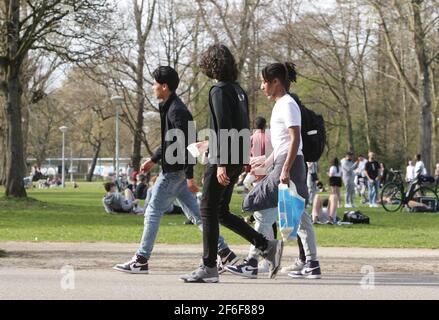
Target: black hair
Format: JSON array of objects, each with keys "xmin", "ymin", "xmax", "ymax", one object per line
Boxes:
[
  {"xmin": 416, "ymin": 154, "xmax": 422, "ymax": 161},
  {"xmin": 262, "ymin": 62, "xmax": 297, "ymax": 91},
  {"xmin": 104, "ymin": 182, "xmax": 116, "ymax": 192},
  {"xmin": 152, "ymin": 66, "xmax": 180, "ymax": 92},
  {"xmin": 254, "ymin": 116, "xmax": 267, "ymax": 130},
  {"xmin": 322, "ymin": 198, "xmax": 329, "ymax": 207},
  {"xmin": 138, "ymin": 174, "xmax": 147, "ymax": 183},
  {"xmin": 331, "ymin": 157, "xmax": 340, "ymax": 172},
  {"xmin": 199, "ymin": 44, "xmax": 238, "ymax": 81}
]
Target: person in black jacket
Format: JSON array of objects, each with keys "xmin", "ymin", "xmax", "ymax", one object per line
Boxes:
[
  {"xmin": 180, "ymin": 44, "xmax": 283, "ymax": 283},
  {"xmin": 113, "ymin": 66, "xmax": 237, "ymax": 274}
]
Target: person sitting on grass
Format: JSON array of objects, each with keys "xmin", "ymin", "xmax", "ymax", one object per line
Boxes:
[
  {"xmin": 312, "ymin": 194, "xmax": 339, "ymax": 225},
  {"xmin": 102, "ymin": 182, "xmax": 144, "ymax": 215}
]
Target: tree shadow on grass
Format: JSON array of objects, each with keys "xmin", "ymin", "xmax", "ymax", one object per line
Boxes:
[{"xmin": 0, "ymin": 196, "xmax": 49, "ymax": 209}]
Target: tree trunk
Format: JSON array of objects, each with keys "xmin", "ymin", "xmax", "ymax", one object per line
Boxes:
[
  {"xmin": 412, "ymin": 0, "xmax": 432, "ymax": 172},
  {"xmin": 0, "ymin": 126, "xmax": 6, "ymax": 185},
  {"xmin": 0, "ymin": 106, "xmax": 6, "ymax": 185},
  {"xmin": 131, "ymin": 45, "xmax": 145, "ymax": 172},
  {"xmin": 344, "ymin": 106, "xmax": 355, "ymax": 154},
  {"xmin": 402, "ymin": 86, "xmax": 409, "ymax": 157},
  {"xmin": 86, "ymin": 142, "xmax": 101, "ymax": 182},
  {"xmin": 4, "ymin": 1, "xmax": 26, "ymax": 197},
  {"xmin": 431, "ymin": 65, "xmax": 438, "ymax": 167},
  {"xmin": 5, "ymin": 69, "xmax": 27, "ymax": 197},
  {"xmin": 360, "ymin": 72, "xmax": 371, "ymax": 151}
]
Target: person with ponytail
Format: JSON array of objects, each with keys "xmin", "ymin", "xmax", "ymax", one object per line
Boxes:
[
  {"xmin": 227, "ymin": 62, "xmax": 321, "ymax": 280},
  {"xmin": 180, "ymin": 45, "xmax": 284, "ymax": 283}
]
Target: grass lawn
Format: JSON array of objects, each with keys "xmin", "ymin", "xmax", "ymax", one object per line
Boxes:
[{"xmin": 1, "ymin": 182, "xmax": 439, "ymax": 248}]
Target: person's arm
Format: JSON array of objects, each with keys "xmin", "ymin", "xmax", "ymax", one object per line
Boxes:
[
  {"xmin": 170, "ymin": 107, "xmax": 194, "ymax": 180},
  {"xmin": 210, "ymin": 88, "xmax": 233, "ymax": 186},
  {"xmin": 150, "ymin": 147, "xmax": 162, "ymax": 164},
  {"xmin": 280, "ymin": 126, "xmax": 300, "ymax": 184},
  {"xmin": 102, "ymin": 197, "xmax": 114, "ymax": 214},
  {"xmin": 279, "ymin": 99, "xmax": 302, "ymax": 185},
  {"xmin": 250, "ymin": 152, "xmax": 273, "ymax": 176}
]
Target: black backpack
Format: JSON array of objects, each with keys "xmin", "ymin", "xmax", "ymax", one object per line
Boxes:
[
  {"xmin": 343, "ymin": 211, "xmax": 370, "ymax": 224},
  {"xmin": 289, "ymin": 92, "xmax": 326, "ymax": 162}
]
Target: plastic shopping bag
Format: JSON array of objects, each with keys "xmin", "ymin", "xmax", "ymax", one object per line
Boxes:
[{"xmin": 278, "ymin": 181, "xmax": 305, "ymax": 241}]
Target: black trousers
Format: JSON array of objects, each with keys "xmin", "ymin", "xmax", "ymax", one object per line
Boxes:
[{"xmin": 200, "ymin": 164, "xmax": 268, "ymax": 268}]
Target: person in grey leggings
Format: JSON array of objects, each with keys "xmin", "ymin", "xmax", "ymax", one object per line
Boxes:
[{"xmin": 225, "ymin": 62, "xmax": 321, "ymax": 280}]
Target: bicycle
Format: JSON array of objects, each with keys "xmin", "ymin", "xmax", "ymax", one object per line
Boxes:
[
  {"xmin": 387, "ymin": 169, "xmax": 404, "ymax": 186},
  {"xmin": 380, "ymin": 173, "xmax": 439, "ymax": 212}
]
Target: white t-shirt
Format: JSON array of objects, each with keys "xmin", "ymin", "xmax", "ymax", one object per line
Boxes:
[
  {"xmin": 406, "ymin": 165, "xmax": 415, "ymax": 181},
  {"xmin": 414, "ymin": 161, "xmax": 427, "ymax": 176},
  {"xmin": 356, "ymin": 159, "xmax": 368, "ymax": 177},
  {"xmin": 270, "ymin": 94, "xmax": 303, "ymax": 160},
  {"xmin": 329, "ymin": 165, "xmax": 342, "ymax": 177}
]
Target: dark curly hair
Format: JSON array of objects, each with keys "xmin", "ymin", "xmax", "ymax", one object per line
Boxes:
[{"xmin": 199, "ymin": 44, "xmax": 238, "ymax": 81}]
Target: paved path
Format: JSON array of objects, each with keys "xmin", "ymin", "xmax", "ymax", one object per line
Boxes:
[{"xmin": 0, "ymin": 242, "xmax": 438, "ymax": 300}]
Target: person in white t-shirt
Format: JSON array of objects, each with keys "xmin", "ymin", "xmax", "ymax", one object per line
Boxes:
[
  {"xmin": 328, "ymin": 157, "xmax": 342, "ymax": 210},
  {"xmin": 414, "ymin": 154, "xmax": 428, "ymax": 177},
  {"xmin": 406, "ymin": 160, "xmax": 415, "ymax": 183},
  {"xmin": 232, "ymin": 62, "xmax": 321, "ymax": 280},
  {"xmin": 435, "ymin": 164, "xmax": 439, "ymax": 183}
]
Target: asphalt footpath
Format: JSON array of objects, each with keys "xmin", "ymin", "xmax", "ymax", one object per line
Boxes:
[{"xmin": 0, "ymin": 242, "xmax": 438, "ymax": 300}]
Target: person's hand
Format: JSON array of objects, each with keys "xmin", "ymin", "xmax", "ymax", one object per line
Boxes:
[
  {"xmin": 251, "ymin": 164, "xmax": 266, "ymax": 176},
  {"xmin": 217, "ymin": 167, "xmax": 230, "ymax": 186},
  {"xmin": 250, "ymin": 156, "xmax": 266, "ymax": 167},
  {"xmin": 195, "ymin": 141, "xmax": 209, "ymax": 153},
  {"xmin": 133, "ymin": 199, "xmax": 139, "ymax": 205},
  {"xmin": 280, "ymin": 168, "xmax": 290, "ymax": 185},
  {"xmin": 141, "ymin": 160, "xmax": 155, "ymax": 173},
  {"xmin": 187, "ymin": 179, "xmax": 200, "ymax": 193}
]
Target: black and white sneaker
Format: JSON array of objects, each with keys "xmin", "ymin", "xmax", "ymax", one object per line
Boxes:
[
  {"xmin": 113, "ymin": 254, "xmax": 149, "ymax": 274},
  {"xmin": 288, "ymin": 260, "xmax": 321, "ymax": 279},
  {"xmin": 217, "ymin": 248, "xmax": 239, "ymax": 274},
  {"xmin": 225, "ymin": 259, "xmax": 258, "ymax": 279}
]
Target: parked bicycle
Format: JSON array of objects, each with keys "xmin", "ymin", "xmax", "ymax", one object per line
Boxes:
[
  {"xmin": 381, "ymin": 173, "xmax": 438, "ymax": 212},
  {"xmin": 387, "ymin": 169, "xmax": 404, "ymax": 186}
]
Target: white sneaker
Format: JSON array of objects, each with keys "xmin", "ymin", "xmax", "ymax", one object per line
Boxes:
[
  {"xmin": 281, "ymin": 258, "xmax": 306, "ymax": 274},
  {"xmin": 344, "ymin": 204, "xmax": 353, "ymax": 208}
]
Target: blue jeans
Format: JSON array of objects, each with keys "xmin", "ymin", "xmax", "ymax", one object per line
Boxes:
[
  {"xmin": 368, "ymin": 180, "xmax": 380, "ymax": 205},
  {"xmin": 137, "ymin": 170, "xmax": 228, "ymax": 259}
]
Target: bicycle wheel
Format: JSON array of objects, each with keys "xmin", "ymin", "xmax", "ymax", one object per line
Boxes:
[
  {"xmin": 381, "ymin": 182, "xmax": 404, "ymax": 212},
  {"xmin": 409, "ymin": 186, "xmax": 439, "ymax": 212}
]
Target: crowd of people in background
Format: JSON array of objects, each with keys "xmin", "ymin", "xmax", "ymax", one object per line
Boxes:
[{"xmin": 304, "ymin": 152, "xmax": 439, "ymax": 220}]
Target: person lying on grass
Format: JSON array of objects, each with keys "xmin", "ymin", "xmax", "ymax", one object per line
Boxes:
[{"xmin": 102, "ymin": 182, "xmax": 144, "ymax": 215}]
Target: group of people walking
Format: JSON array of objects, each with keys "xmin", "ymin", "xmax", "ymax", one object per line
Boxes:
[{"xmin": 112, "ymin": 44, "xmax": 321, "ymax": 283}]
